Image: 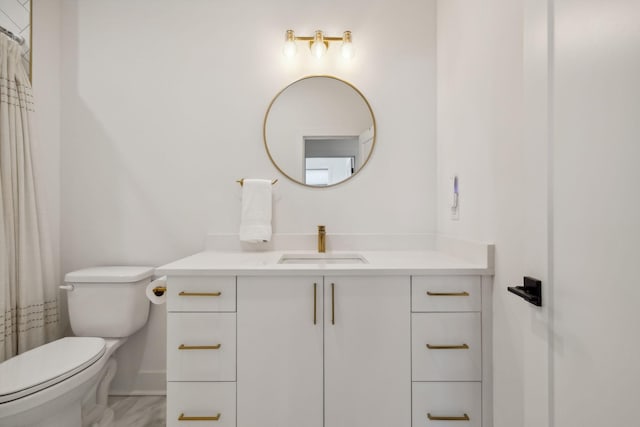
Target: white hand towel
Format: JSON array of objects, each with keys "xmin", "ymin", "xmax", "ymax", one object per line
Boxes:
[{"xmin": 239, "ymin": 179, "xmax": 273, "ymax": 242}]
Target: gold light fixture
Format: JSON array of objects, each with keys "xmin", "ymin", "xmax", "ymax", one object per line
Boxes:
[{"xmin": 283, "ymin": 29, "xmax": 355, "ymax": 59}]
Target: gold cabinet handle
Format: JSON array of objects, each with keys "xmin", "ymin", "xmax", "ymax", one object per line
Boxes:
[
  {"xmin": 331, "ymin": 282, "xmax": 335, "ymax": 325},
  {"xmin": 179, "ymin": 344, "xmax": 222, "ymax": 350},
  {"xmin": 426, "ymin": 291, "xmax": 469, "ymax": 296},
  {"xmin": 313, "ymin": 282, "xmax": 317, "ymax": 325},
  {"xmin": 179, "ymin": 291, "xmax": 222, "ymax": 297},
  {"xmin": 427, "ymin": 413, "xmax": 470, "ymax": 421},
  {"xmin": 426, "ymin": 343, "xmax": 469, "ymax": 350},
  {"xmin": 178, "ymin": 412, "xmax": 221, "ymax": 421}
]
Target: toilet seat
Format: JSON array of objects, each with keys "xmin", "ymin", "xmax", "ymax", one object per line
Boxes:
[{"xmin": 0, "ymin": 337, "xmax": 106, "ymax": 404}]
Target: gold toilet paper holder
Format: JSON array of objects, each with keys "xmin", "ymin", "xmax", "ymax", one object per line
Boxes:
[{"xmin": 152, "ymin": 286, "xmax": 166, "ymax": 297}]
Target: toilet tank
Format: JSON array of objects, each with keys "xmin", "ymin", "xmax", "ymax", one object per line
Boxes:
[{"xmin": 64, "ymin": 266, "xmax": 154, "ymax": 338}]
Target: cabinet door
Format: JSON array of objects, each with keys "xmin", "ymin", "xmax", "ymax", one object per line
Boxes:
[
  {"xmin": 324, "ymin": 276, "xmax": 411, "ymax": 427},
  {"xmin": 237, "ymin": 276, "xmax": 323, "ymax": 427}
]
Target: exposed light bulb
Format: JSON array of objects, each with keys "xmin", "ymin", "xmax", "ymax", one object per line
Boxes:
[
  {"xmin": 341, "ymin": 31, "xmax": 355, "ymax": 60},
  {"xmin": 283, "ymin": 30, "xmax": 297, "ymax": 58},
  {"xmin": 283, "ymin": 40, "xmax": 297, "ymax": 57},
  {"xmin": 311, "ymin": 41, "xmax": 327, "ymax": 58},
  {"xmin": 310, "ymin": 30, "xmax": 326, "ymax": 58},
  {"xmin": 341, "ymin": 42, "xmax": 355, "ymax": 59}
]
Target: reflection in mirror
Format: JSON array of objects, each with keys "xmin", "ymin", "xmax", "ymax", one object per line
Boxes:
[{"xmin": 264, "ymin": 76, "xmax": 375, "ymax": 187}]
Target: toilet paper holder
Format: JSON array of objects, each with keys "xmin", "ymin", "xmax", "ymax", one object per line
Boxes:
[
  {"xmin": 152, "ymin": 286, "xmax": 167, "ymax": 296},
  {"xmin": 148, "ymin": 276, "xmax": 168, "ymax": 297}
]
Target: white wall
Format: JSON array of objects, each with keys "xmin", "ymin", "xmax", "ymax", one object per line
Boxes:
[
  {"xmin": 31, "ymin": 0, "xmax": 66, "ymax": 331},
  {"xmin": 436, "ymin": 1, "xmax": 496, "ymax": 243},
  {"xmin": 53, "ymin": 0, "xmax": 436, "ymax": 393},
  {"xmin": 437, "ymin": 1, "xmax": 551, "ymax": 426}
]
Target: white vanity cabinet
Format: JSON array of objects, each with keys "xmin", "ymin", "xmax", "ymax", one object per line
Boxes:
[
  {"xmin": 160, "ymin": 247, "xmax": 493, "ymax": 427},
  {"xmin": 411, "ymin": 275, "xmax": 484, "ymax": 427},
  {"xmin": 237, "ymin": 275, "xmax": 411, "ymax": 427}
]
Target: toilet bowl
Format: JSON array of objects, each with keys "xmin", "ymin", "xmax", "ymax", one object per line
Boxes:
[{"xmin": 0, "ymin": 266, "xmax": 154, "ymax": 427}]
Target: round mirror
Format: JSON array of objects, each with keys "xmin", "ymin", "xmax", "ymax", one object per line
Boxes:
[{"xmin": 263, "ymin": 76, "xmax": 376, "ymax": 187}]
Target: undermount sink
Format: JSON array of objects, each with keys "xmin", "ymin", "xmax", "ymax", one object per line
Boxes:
[{"xmin": 277, "ymin": 253, "xmax": 368, "ymax": 265}]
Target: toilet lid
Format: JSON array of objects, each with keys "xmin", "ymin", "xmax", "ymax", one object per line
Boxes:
[
  {"xmin": 0, "ymin": 337, "xmax": 106, "ymax": 404},
  {"xmin": 65, "ymin": 266, "xmax": 155, "ymax": 283}
]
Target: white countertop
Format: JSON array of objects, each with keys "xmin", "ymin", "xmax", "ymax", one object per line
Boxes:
[{"xmin": 156, "ymin": 249, "xmax": 493, "ymax": 276}]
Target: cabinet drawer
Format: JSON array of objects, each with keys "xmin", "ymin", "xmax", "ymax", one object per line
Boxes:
[
  {"xmin": 167, "ymin": 312, "xmax": 236, "ymax": 381},
  {"xmin": 412, "ymin": 313, "xmax": 481, "ymax": 381},
  {"xmin": 167, "ymin": 276, "xmax": 235, "ymax": 312},
  {"xmin": 412, "ymin": 276, "xmax": 481, "ymax": 312},
  {"xmin": 412, "ymin": 382, "xmax": 481, "ymax": 427},
  {"xmin": 167, "ymin": 382, "xmax": 235, "ymax": 427}
]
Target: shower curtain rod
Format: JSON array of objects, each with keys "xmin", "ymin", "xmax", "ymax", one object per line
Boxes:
[{"xmin": 0, "ymin": 25, "xmax": 25, "ymax": 46}]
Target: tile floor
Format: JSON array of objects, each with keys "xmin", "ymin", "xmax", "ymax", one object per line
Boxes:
[{"xmin": 108, "ymin": 395, "xmax": 166, "ymax": 427}]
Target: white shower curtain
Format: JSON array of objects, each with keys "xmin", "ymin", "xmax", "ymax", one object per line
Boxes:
[{"xmin": 0, "ymin": 36, "xmax": 60, "ymax": 362}]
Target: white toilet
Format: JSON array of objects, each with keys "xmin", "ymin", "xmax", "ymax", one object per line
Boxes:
[{"xmin": 0, "ymin": 266, "xmax": 154, "ymax": 427}]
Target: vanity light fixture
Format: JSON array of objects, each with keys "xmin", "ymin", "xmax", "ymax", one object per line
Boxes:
[{"xmin": 283, "ymin": 30, "xmax": 355, "ymax": 59}]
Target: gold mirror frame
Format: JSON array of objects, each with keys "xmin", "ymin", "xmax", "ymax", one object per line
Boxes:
[{"xmin": 263, "ymin": 75, "xmax": 376, "ymax": 188}]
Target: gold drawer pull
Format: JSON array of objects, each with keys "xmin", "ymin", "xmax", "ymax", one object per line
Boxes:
[
  {"xmin": 426, "ymin": 343, "xmax": 469, "ymax": 350},
  {"xmin": 427, "ymin": 413, "xmax": 470, "ymax": 421},
  {"xmin": 179, "ymin": 344, "xmax": 222, "ymax": 350},
  {"xmin": 178, "ymin": 412, "xmax": 221, "ymax": 421},
  {"xmin": 427, "ymin": 291, "xmax": 469, "ymax": 297},
  {"xmin": 179, "ymin": 291, "xmax": 222, "ymax": 297}
]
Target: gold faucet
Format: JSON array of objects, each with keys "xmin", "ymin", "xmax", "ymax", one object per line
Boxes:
[{"xmin": 318, "ymin": 225, "xmax": 326, "ymax": 253}]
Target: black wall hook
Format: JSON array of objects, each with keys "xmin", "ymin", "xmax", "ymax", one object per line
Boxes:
[{"xmin": 508, "ymin": 276, "xmax": 542, "ymax": 307}]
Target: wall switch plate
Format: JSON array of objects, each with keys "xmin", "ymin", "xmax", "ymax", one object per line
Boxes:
[
  {"xmin": 451, "ymin": 203, "xmax": 460, "ymax": 221},
  {"xmin": 450, "ymin": 175, "xmax": 460, "ymax": 221}
]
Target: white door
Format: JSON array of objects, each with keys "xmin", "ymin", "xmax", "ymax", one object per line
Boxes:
[
  {"xmin": 498, "ymin": 1, "xmax": 640, "ymax": 426},
  {"xmin": 551, "ymin": 0, "xmax": 640, "ymax": 425},
  {"xmin": 237, "ymin": 276, "xmax": 324, "ymax": 427},
  {"xmin": 324, "ymin": 276, "xmax": 411, "ymax": 427}
]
